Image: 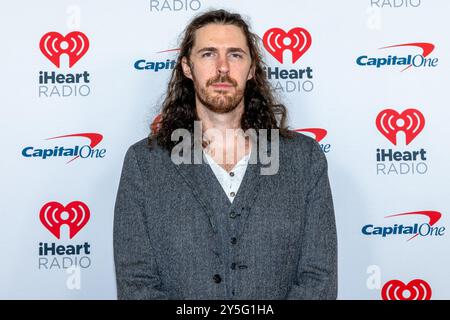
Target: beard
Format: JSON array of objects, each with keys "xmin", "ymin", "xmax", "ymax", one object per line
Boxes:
[{"xmin": 194, "ymin": 73, "xmax": 245, "ymax": 114}]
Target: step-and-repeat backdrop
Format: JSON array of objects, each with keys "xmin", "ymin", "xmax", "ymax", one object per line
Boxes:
[{"xmin": 1, "ymin": 0, "xmax": 449, "ymax": 299}]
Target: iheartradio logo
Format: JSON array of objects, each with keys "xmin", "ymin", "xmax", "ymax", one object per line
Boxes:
[
  {"xmin": 263, "ymin": 27, "xmax": 311, "ymax": 64},
  {"xmin": 39, "ymin": 31, "xmax": 89, "ymax": 68},
  {"xmin": 376, "ymin": 109, "xmax": 425, "ymax": 145},
  {"xmin": 382, "ymin": 279, "xmax": 432, "ymax": 300},
  {"xmin": 39, "ymin": 201, "xmax": 90, "ymax": 239}
]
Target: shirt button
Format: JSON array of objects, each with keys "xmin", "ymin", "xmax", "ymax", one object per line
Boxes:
[
  {"xmin": 231, "ymin": 263, "xmax": 237, "ymax": 270},
  {"xmin": 230, "ymin": 191, "xmax": 236, "ymax": 197},
  {"xmin": 229, "ymin": 171, "xmax": 235, "ymax": 177},
  {"xmin": 213, "ymin": 274, "xmax": 222, "ymax": 283},
  {"xmin": 230, "ymin": 237, "xmax": 237, "ymax": 244}
]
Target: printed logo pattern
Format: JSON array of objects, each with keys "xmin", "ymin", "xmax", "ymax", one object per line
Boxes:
[
  {"xmin": 263, "ymin": 28, "xmax": 311, "ymax": 63},
  {"xmin": 294, "ymin": 128, "xmax": 327, "ymax": 142},
  {"xmin": 382, "ymin": 279, "xmax": 432, "ymax": 300},
  {"xmin": 39, "ymin": 201, "xmax": 90, "ymax": 239},
  {"xmin": 380, "ymin": 43, "xmax": 435, "ymax": 71},
  {"xmin": 39, "ymin": 31, "xmax": 89, "ymax": 68},
  {"xmin": 376, "ymin": 109, "xmax": 425, "ymax": 145}
]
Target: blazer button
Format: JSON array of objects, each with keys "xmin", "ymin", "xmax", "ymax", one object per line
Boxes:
[
  {"xmin": 213, "ymin": 274, "xmax": 222, "ymax": 283},
  {"xmin": 230, "ymin": 237, "xmax": 237, "ymax": 245},
  {"xmin": 231, "ymin": 262, "xmax": 237, "ymax": 270},
  {"xmin": 230, "ymin": 211, "xmax": 237, "ymax": 219}
]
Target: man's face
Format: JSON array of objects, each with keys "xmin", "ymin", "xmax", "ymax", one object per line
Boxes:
[{"xmin": 182, "ymin": 23, "xmax": 254, "ymax": 114}]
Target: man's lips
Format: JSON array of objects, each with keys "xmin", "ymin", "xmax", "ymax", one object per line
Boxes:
[{"xmin": 211, "ymin": 83, "xmax": 234, "ymax": 89}]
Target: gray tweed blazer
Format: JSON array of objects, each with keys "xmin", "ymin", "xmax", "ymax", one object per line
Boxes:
[{"xmin": 113, "ymin": 131, "xmax": 337, "ymax": 299}]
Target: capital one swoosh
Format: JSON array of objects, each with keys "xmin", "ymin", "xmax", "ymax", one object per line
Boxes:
[{"xmin": 294, "ymin": 128, "xmax": 327, "ymax": 142}]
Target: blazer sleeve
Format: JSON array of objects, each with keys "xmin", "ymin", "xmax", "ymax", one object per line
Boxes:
[
  {"xmin": 286, "ymin": 139, "xmax": 338, "ymax": 300},
  {"xmin": 113, "ymin": 146, "xmax": 168, "ymax": 300}
]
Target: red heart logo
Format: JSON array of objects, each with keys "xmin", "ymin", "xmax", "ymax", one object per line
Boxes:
[
  {"xmin": 382, "ymin": 279, "xmax": 432, "ymax": 300},
  {"xmin": 39, "ymin": 201, "xmax": 90, "ymax": 239},
  {"xmin": 39, "ymin": 31, "xmax": 89, "ymax": 68},
  {"xmin": 376, "ymin": 108, "xmax": 425, "ymax": 145},
  {"xmin": 263, "ymin": 27, "xmax": 312, "ymax": 64}
]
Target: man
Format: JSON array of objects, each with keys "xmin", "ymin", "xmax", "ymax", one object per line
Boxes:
[{"xmin": 114, "ymin": 9, "xmax": 337, "ymax": 299}]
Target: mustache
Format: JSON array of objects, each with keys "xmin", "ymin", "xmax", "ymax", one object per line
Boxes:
[{"xmin": 206, "ymin": 74, "xmax": 238, "ymax": 87}]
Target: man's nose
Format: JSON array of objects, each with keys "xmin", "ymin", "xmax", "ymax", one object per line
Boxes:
[{"xmin": 216, "ymin": 55, "xmax": 230, "ymax": 75}]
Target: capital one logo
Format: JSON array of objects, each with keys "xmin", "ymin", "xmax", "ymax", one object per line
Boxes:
[
  {"xmin": 382, "ymin": 279, "xmax": 432, "ymax": 300},
  {"xmin": 134, "ymin": 48, "xmax": 178, "ymax": 72},
  {"xmin": 385, "ymin": 211, "xmax": 442, "ymax": 241},
  {"xmin": 294, "ymin": 128, "xmax": 327, "ymax": 142},
  {"xmin": 376, "ymin": 109, "xmax": 425, "ymax": 145},
  {"xmin": 39, "ymin": 31, "xmax": 89, "ymax": 68},
  {"xmin": 361, "ymin": 210, "xmax": 445, "ymax": 240},
  {"xmin": 22, "ymin": 133, "xmax": 106, "ymax": 163},
  {"xmin": 380, "ymin": 43, "xmax": 435, "ymax": 72},
  {"xmin": 263, "ymin": 28, "xmax": 312, "ymax": 63},
  {"xmin": 39, "ymin": 201, "xmax": 90, "ymax": 239},
  {"xmin": 356, "ymin": 42, "xmax": 438, "ymax": 72},
  {"xmin": 151, "ymin": 114, "xmax": 162, "ymax": 134},
  {"xmin": 295, "ymin": 128, "xmax": 331, "ymax": 153}
]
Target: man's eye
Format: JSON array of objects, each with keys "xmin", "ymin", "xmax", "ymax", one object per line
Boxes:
[
  {"xmin": 230, "ymin": 53, "xmax": 243, "ymax": 59},
  {"xmin": 201, "ymin": 52, "xmax": 214, "ymax": 58}
]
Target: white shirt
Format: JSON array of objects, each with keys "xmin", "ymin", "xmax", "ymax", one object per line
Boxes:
[{"xmin": 203, "ymin": 150, "xmax": 251, "ymax": 203}]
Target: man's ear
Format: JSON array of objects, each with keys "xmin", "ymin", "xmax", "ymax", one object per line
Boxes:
[
  {"xmin": 247, "ymin": 64, "xmax": 255, "ymax": 80},
  {"xmin": 182, "ymin": 57, "xmax": 193, "ymax": 80}
]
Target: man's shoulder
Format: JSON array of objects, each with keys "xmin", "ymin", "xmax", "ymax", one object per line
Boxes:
[
  {"xmin": 280, "ymin": 130, "xmax": 319, "ymax": 152},
  {"xmin": 128, "ymin": 136, "xmax": 151, "ymax": 151},
  {"xmin": 278, "ymin": 130, "xmax": 326, "ymax": 170},
  {"xmin": 126, "ymin": 136, "xmax": 168, "ymax": 161}
]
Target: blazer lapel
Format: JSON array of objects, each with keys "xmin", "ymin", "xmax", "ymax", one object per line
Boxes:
[
  {"xmin": 171, "ymin": 136, "xmax": 230, "ymax": 235},
  {"xmin": 230, "ymin": 136, "xmax": 273, "ymax": 238},
  {"xmin": 229, "ymin": 156, "xmax": 263, "ymax": 239}
]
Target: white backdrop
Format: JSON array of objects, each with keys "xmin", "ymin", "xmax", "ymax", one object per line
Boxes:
[{"xmin": 1, "ymin": 0, "xmax": 449, "ymax": 299}]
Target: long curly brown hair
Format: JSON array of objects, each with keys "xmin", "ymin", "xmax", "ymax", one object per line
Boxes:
[{"xmin": 150, "ymin": 9, "xmax": 293, "ymax": 150}]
